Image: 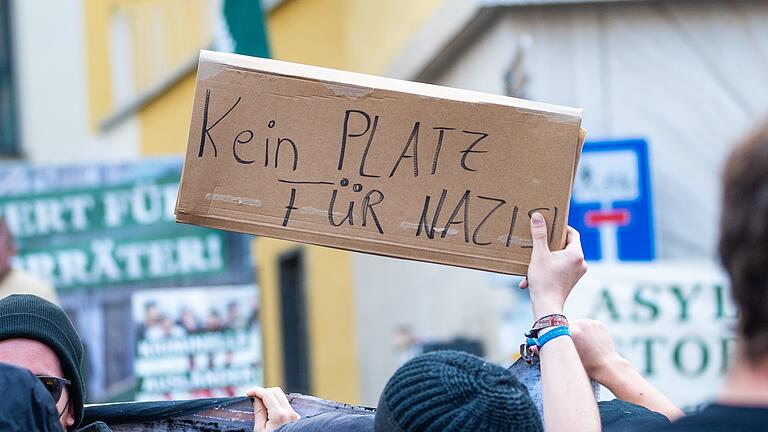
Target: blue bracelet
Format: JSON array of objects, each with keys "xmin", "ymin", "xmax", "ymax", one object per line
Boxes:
[{"xmin": 535, "ymin": 326, "xmax": 571, "ymax": 348}]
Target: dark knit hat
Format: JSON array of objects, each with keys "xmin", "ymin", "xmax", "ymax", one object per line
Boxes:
[
  {"xmin": 375, "ymin": 350, "xmax": 542, "ymax": 432},
  {"xmin": 0, "ymin": 294, "xmax": 85, "ymax": 428}
]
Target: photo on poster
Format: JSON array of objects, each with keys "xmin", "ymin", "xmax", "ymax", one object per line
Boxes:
[{"xmin": 132, "ymin": 285, "xmax": 262, "ymax": 401}]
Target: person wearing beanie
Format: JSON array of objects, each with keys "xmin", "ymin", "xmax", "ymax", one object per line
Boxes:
[
  {"xmin": 0, "ymin": 363, "xmax": 63, "ymax": 432},
  {"xmin": 270, "ymin": 215, "xmax": 602, "ymax": 432},
  {"xmin": 0, "ymin": 294, "xmax": 85, "ymax": 431},
  {"xmin": 375, "ymin": 350, "xmax": 542, "ymax": 432}
]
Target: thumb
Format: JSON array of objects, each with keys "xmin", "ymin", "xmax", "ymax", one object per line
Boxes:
[{"xmin": 530, "ymin": 212, "xmax": 550, "ymax": 254}]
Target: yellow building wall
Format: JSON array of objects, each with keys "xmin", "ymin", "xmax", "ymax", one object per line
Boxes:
[
  {"xmin": 140, "ymin": 73, "xmax": 198, "ymax": 156},
  {"xmin": 83, "ymin": 0, "xmax": 214, "ymax": 154},
  {"xmin": 269, "ymin": 0, "xmax": 444, "ymax": 73},
  {"xmin": 268, "ymin": 0, "xmax": 349, "ymax": 69},
  {"xmin": 255, "ymin": 239, "xmax": 360, "ymax": 403},
  {"xmin": 346, "ymin": 0, "xmax": 444, "ymax": 74},
  {"xmin": 304, "ymin": 246, "xmax": 359, "ymax": 403},
  {"xmin": 254, "ymin": 239, "xmax": 297, "ymax": 391},
  {"xmin": 83, "ymin": 0, "xmax": 113, "ymax": 132}
]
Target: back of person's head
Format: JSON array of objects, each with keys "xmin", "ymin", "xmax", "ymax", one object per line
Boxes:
[
  {"xmin": 719, "ymin": 118, "xmax": 768, "ymax": 362},
  {"xmin": 0, "ymin": 294, "xmax": 85, "ymax": 427},
  {"xmin": 374, "ymin": 350, "xmax": 542, "ymax": 432}
]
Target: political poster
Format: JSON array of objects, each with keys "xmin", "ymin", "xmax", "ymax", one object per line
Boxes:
[
  {"xmin": 132, "ymin": 286, "xmax": 262, "ymax": 401},
  {"xmin": 0, "ymin": 158, "xmax": 261, "ymax": 401}
]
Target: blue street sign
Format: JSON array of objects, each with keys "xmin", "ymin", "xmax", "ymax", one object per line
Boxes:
[{"xmin": 568, "ymin": 139, "xmax": 655, "ymax": 261}]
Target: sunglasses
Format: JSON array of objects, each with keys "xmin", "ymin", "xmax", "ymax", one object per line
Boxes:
[{"xmin": 37, "ymin": 376, "xmax": 71, "ymax": 404}]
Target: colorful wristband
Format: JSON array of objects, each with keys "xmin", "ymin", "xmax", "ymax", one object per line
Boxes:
[
  {"xmin": 526, "ymin": 314, "xmax": 569, "ymax": 339},
  {"xmin": 535, "ymin": 326, "xmax": 571, "ymax": 348}
]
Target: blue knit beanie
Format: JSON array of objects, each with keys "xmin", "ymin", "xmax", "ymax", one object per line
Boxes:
[{"xmin": 374, "ymin": 351, "xmax": 543, "ymax": 432}]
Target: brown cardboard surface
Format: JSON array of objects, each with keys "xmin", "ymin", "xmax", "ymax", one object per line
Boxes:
[{"xmin": 176, "ymin": 50, "xmax": 585, "ymax": 275}]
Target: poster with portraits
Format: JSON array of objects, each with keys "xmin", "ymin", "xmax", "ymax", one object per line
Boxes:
[{"xmin": 132, "ymin": 286, "xmax": 262, "ymax": 400}]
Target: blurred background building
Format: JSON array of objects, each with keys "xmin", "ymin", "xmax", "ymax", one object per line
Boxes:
[{"xmin": 1, "ymin": 0, "xmax": 766, "ymax": 409}]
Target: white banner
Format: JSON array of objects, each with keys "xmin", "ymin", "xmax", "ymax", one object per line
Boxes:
[{"xmin": 565, "ymin": 262, "xmax": 736, "ymax": 409}]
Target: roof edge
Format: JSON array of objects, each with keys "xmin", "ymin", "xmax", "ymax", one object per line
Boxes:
[{"xmin": 385, "ymin": 0, "xmax": 674, "ymax": 82}]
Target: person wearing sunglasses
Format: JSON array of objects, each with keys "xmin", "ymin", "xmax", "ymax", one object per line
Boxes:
[
  {"xmin": 0, "ymin": 294, "xmax": 85, "ymax": 431},
  {"xmin": 0, "ymin": 362, "xmax": 64, "ymax": 431}
]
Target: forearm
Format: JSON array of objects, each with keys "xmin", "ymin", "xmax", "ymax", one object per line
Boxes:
[
  {"xmin": 539, "ymin": 335, "xmax": 601, "ymax": 432},
  {"xmin": 598, "ymin": 360, "xmax": 683, "ymax": 420},
  {"xmin": 534, "ymin": 299, "xmax": 600, "ymax": 432},
  {"xmin": 524, "ymin": 217, "xmax": 596, "ymax": 430}
]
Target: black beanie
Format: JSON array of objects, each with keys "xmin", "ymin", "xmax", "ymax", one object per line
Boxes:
[
  {"xmin": 374, "ymin": 350, "xmax": 543, "ymax": 432},
  {"xmin": 0, "ymin": 294, "xmax": 85, "ymax": 429}
]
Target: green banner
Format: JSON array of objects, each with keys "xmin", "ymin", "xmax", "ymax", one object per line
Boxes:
[
  {"xmin": 1, "ymin": 176, "xmax": 183, "ymax": 241},
  {"xmin": 16, "ymin": 231, "xmax": 226, "ymax": 292}
]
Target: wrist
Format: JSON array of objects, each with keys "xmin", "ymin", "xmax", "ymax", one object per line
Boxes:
[
  {"xmin": 591, "ymin": 355, "xmax": 632, "ymax": 387},
  {"xmin": 531, "ymin": 300, "xmax": 564, "ymax": 320}
]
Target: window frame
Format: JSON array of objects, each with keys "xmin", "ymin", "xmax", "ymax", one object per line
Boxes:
[{"xmin": 0, "ymin": 0, "xmax": 19, "ymax": 156}]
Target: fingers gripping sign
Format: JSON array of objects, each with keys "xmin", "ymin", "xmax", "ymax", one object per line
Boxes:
[
  {"xmin": 248, "ymin": 386, "xmax": 301, "ymax": 432},
  {"xmin": 520, "ymin": 212, "xmax": 588, "ymax": 319}
]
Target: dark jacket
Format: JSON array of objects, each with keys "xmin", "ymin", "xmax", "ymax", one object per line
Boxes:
[{"xmin": 0, "ymin": 362, "xmax": 62, "ymax": 432}]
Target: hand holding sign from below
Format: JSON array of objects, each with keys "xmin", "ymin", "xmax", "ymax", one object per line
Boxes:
[
  {"xmin": 520, "ymin": 214, "xmax": 599, "ymax": 432},
  {"xmin": 519, "ymin": 213, "xmax": 587, "ymax": 319},
  {"xmin": 248, "ymin": 386, "xmax": 300, "ymax": 432}
]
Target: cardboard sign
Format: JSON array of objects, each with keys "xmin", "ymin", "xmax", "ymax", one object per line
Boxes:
[{"xmin": 176, "ymin": 51, "xmax": 585, "ymax": 275}]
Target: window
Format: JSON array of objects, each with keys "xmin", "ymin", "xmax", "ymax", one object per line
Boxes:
[
  {"xmin": 0, "ymin": 0, "xmax": 18, "ymax": 155},
  {"xmin": 278, "ymin": 250, "xmax": 311, "ymax": 394},
  {"xmin": 103, "ymin": 299, "xmax": 134, "ymax": 394}
]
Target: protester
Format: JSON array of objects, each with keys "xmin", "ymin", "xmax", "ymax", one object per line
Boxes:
[
  {"xmin": 649, "ymin": 119, "xmax": 768, "ymax": 431},
  {"xmin": 0, "ymin": 294, "xmax": 299, "ymax": 432},
  {"xmin": 272, "ymin": 350, "xmax": 543, "ymax": 432},
  {"xmin": 0, "ymin": 294, "xmax": 84, "ymax": 431},
  {"xmin": 0, "ymin": 218, "xmax": 58, "ymax": 303},
  {"xmin": 0, "ymin": 363, "xmax": 63, "ymax": 432},
  {"xmin": 375, "ymin": 350, "xmax": 542, "ymax": 432},
  {"xmin": 253, "ymin": 215, "xmax": 677, "ymax": 431},
  {"xmin": 517, "ymin": 213, "xmax": 600, "ymax": 431},
  {"xmin": 250, "ymin": 214, "xmax": 602, "ymax": 432},
  {"xmin": 249, "ymin": 387, "xmax": 302, "ymax": 432}
]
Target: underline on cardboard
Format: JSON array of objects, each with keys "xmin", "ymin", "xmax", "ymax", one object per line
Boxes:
[{"xmin": 277, "ymin": 179, "xmax": 335, "ymax": 185}]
